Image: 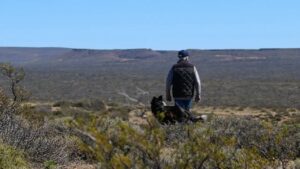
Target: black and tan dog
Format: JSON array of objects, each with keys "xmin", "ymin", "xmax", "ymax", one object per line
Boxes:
[{"xmin": 151, "ymin": 96, "xmax": 206, "ymax": 124}]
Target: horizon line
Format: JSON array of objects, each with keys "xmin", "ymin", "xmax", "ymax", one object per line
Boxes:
[{"xmin": 1, "ymin": 46, "xmax": 300, "ymax": 51}]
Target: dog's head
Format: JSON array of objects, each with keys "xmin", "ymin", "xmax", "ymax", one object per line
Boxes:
[{"xmin": 151, "ymin": 95, "xmax": 166, "ymax": 115}]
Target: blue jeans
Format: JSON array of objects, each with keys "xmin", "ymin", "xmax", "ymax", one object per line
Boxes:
[{"xmin": 175, "ymin": 99, "xmax": 192, "ymax": 111}]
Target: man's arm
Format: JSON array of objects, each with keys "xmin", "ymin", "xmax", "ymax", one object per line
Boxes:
[
  {"xmin": 166, "ymin": 67, "xmax": 173, "ymax": 101},
  {"xmin": 194, "ymin": 66, "xmax": 201, "ymax": 102}
]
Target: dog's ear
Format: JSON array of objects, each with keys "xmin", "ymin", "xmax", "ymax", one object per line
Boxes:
[
  {"xmin": 158, "ymin": 95, "xmax": 163, "ymax": 100},
  {"xmin": 151, "ymin": 97, "xmax": 156, "ymax": 103}
]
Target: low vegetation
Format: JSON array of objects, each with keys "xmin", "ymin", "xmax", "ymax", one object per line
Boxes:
[
  {"xmin": 0, "ymin": 63, "xmax": 299, "ymax": 168},
  {"xmin": 0, "ymin": 141, "xmax": 30, "ymax": 169},
  {"xmin": 66, "ymin": 113, "xmax": 299, "ymax": 169}
]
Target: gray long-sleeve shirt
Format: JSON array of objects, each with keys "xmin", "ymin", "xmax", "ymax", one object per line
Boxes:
[{"xmin": 166, "ymin": 63, "xmax": 201, "ymax": 100}]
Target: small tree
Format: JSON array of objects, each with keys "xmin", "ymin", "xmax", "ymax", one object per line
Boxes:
[{"xmin": 0, "ymin": 63, "xmax": 30, "ymax": 108}]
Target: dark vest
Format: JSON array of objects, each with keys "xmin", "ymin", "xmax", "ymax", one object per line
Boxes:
[{"xmin": 172, "ymin": 60, "xmax": 196, "ymax": 98}]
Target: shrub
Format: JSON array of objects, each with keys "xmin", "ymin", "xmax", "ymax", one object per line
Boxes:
[
  {"xmin": 73, "ymin": 99, "xmax": 107, "ymax": 111},
  {"xmin": 0, "ymin": 110, "xmax": 70, "ymax": 164},
  {"xmin": 0, "ymin": 141, "xmax": 30, "ymax": 169},
  {"xmin": 208, "ymin": 117, "xmax": 299, "ymax": 168},
  {"xmin": 0, "ymin": 64, "xmax": 74, "ymax": 165},
  {"xmin": 43, "ymin": 160, "xmax": 57, "ymax": 169},
  {"xmin": 53, "ymin": 101, "xmax": 72, "ymax": 107},
  {"xmin": 66, "ymin": 113, "xmax": 299, "ymax": 169}
]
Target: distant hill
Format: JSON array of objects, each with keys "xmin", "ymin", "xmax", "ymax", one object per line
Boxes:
[
  {"xmin": 1, "ymin": 47, "xmax": 300, "ymax": 66},
  {"xmin": 0, "ymin": 47, "xmax": 300, "ymax": 108}
]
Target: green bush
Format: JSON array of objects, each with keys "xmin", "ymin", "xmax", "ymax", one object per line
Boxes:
[
  {"xmin": 0, "ymin": 142, "xmax": 30, "ymax": 169},
  {"xmin": 43, "ymin": 160, "xmax": 57, "ymax": 169}
]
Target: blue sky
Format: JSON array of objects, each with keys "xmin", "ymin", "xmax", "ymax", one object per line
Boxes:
[{"xmin": 0, "ymin": 0, "xmax": 299, "ymax": 50}]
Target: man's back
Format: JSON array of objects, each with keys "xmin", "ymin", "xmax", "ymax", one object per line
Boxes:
[
  {"xmin": 166, "ymin": 50, "xmax": 201, "ymax": 110},
  {"xmin": 172, "ymin": 60, "xmax": 196, "ymax": 98}
]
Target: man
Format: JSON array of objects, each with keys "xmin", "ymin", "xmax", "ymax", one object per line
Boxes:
[{"xmin": 166, "ymin": 50, "xmax": 201, "ymax": 112}]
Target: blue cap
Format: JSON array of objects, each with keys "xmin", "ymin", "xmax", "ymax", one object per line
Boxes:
[{"xmin": 178, "ymin": 50, "xmax": 189, "ymax": 58}]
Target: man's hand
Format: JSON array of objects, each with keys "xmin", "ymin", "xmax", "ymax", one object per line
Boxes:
[{"xmin": 195, "ymin": 96, "xmax": 201, "ymax": 103}]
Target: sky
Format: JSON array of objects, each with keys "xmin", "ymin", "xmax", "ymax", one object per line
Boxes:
[{"xmin": 0, "ymin": 0, "xmax": 299, "ymax": 50}]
